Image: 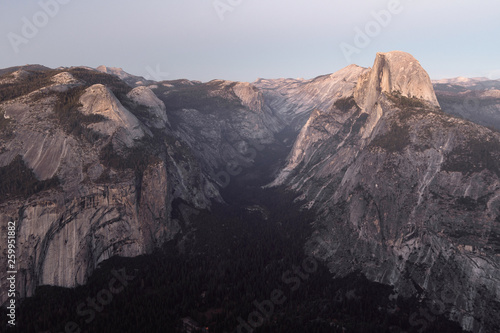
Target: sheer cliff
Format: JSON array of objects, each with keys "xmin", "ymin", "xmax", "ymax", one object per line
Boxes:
[{"xmin": 0, "ymin": 68, "xmax": 283, "ymax": 305}]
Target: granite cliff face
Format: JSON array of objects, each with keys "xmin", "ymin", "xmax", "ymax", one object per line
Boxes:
[
  {"xmin": 0, "ymin": 69, "xmax": 217, "ymax": 303},
  {"xmin": 254, "ymin": 64, "xmax": 368, "ymax": 131},
  {"xmin": 126, "ymin": 86, "xmax": 170, "ymax": 128},
  {"xmin": 150, "ymin": 79, "xmax": 285, "ymax": 188},
  {"xmin": 270, "ymin": 51, "xmax": 500, "ymax": 332},
  {"xmin": 79, "ymin": 84, "xmax": 146, "ymax": 147},
  {"xmin": 355, "ymin": 51, "xmax": 440, "ymax": 110}
]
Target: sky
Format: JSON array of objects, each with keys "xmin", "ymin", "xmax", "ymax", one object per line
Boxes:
[{"xmin": 0, "ymin": 0, "xmax": 499, "ymax": 83}]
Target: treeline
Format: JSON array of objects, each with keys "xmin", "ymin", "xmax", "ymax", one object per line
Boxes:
[
  {"xmin": 0, "ymin": 67, "xmax": 132, "ymax": 104},
  {"xmin": 155, "ymin": 82, "xmax": 243, "ymax": 117},
  {"xmin": 442, "ymin": 137, "xmax": 500, "ymax": 177},
  {"xmin": 52, "ymin": 86, "xmax": 106, "ymax": 142},
  {"xmin": 387, "ymin": 91, "xmax": 425, "ymax": 110},
  {"xmin": 0, "ymin": 155, "xmax": 60, "ymax": 203},
  {"xmin": 333, "ymin": 96, "xmax": 361, "ymax": 113},
  {"xmin": 99, "ymin": 140, "xmax": 160, "ymax": 175},
  {"xmin": 66, "ymin": 68, "xmax": 132, "ymax": 100},
  {"xmin": 0, "ymin": 70, "xmax": 60, "ymax": 102},
  {"xmin": 370, "ymin": 123, "xmax": 411, "ymax": 153}
]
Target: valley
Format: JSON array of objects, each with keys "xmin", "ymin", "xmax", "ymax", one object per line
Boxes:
[
  {"xmin": 1, "ymin": 51, "xmax": 500, "ymax": 332},
  {"xmin": 1, "ymin": 141, "xmax": 464, "ymax": 332}
]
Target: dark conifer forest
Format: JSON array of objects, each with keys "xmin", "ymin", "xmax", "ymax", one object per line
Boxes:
[{"xmin": 0, "ymin": 144, "xmax": 464, "ymax": 333}]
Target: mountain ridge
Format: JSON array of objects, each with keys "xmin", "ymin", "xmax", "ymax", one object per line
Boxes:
[{"xmin": 1, "ymin": 52, "xmax": 500, "ymax": 332}]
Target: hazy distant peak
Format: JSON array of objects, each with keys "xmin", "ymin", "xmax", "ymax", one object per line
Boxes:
[
  {"xmin": 253, "ymin": 77, "xmax": 305, "ymax": 86},
  {"xmin": 207, "ymin": 79, "xmax": 236, "ymax": 85},
  {"xmin": 432, "ymin": 76, "xmax": 490, "ymax": 85},
  {"xmin": 338, "ymin": 63, "xmax": 365, "ymax": 72},
  {"xmin": 328, "ymin": 64, "xmax": 366, "ymax": 80},
  {"xmin": 96, "ymin": 65, "xmax": 132, "ymax": 80},
  {"xmin": 95, "ymin": 65, "xmax": 152, "ymax": 87}
]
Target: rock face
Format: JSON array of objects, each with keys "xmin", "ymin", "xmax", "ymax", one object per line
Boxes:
[
  {"xmin": 0, "ymin": 68, "xmax": 219, "ymax": 305},
  {"xmin": 355, "ymin": 51, "xmax": 440, "ymax": 110},
  {"xmin": 151, "ymin": 79, "xmax": 286, "ymax": 187},
  {"xmin": 2, "ymin": 164, "xmax": 180, "ymax": 297},
  {"xmin": 271, "ymin": 51, "xmax": 500, "ymax": 332},
  {"xmin": 126, "ymin": 86, "xmax": 169, "ymax": 128},
  {"xmin": 79, "ymin": 84, "xmax": 145, "ymax": 147},
  {"xmin": 0, "ymin": 100, "xmax": 74, "ymax": 181},
  {"xmin": 254, "ymin": 64, "xmax": 368, "ymax": 130}
]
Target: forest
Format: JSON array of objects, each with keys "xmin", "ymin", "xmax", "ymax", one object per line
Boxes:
[{"xmin": 0, "ymin": 155, "xmax": 60, "ymax": 203}]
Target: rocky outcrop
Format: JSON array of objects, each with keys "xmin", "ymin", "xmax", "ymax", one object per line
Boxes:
[
  {"xmin": 355, "ymin": 51, "xmax": 440, "ymax": 110},
  {"xmin": 0, "ymin": 70, "xmax": 31, "ymax": 85},
  {"xmin": 79, "ymin": 84, "xmax": 145, "ymax": 147},
  {"xmin": 50, "ymin": 72, "xmax": 80, "ymax": 86},
  {"xmin": 126, "ymin": 86, "xmax": 169, "ymax": 128},
  {"xmin": 271, "ymin": 51, "xmax": 500, "ymax": 332}
]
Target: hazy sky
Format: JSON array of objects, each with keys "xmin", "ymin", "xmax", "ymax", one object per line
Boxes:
[{"xmin": 1, "ymin": 0, "xmax": 499, "ymax": 82}]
